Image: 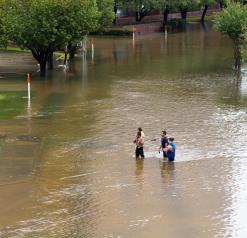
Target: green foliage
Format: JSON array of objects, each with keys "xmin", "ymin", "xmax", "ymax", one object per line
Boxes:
[
  {"xmin": 0, "ymin": 11, "xmax": 8, "ymax": 47},
  {"xmin": 155, "ymin": 0, "xmax": 177, "ymax": 11},
  {"xmin": 214, "ymin": 1, "xmax": 247, "ymax": 69},
  {"xmin": 127, "ymin": 0, "xmax": 158, "ymax": 9},
  {"xmin": 91, "ymin": 29, "xmax": 133, "ymax": 36},
  {"xmin": 0, "ymin": 0, "xmax": 99, "ymax": 76},
  {"xmin": 125, "ymin": 0, "xmax": 162, "ymax": 21},
  {"xmin": 200, "ymin": 0, "xmax": 216, "ymax": 5},
  {"xmin": 174, "ymin": 0, "xmax": 200, "ymax": 10},
  {"xmin": 214, "ymin": 1, "xmax": 247, "ymax": 41},
  {"xmin": 243, "ymin": 32, "xmax": 247, "ymax": 62},
  {"xmin": 96, "ymin": 0, "xmax": 115, "ymax": 32},
  {"xmin": 2, "ymin": 0, "xmax": 99, "ymax": 51}
]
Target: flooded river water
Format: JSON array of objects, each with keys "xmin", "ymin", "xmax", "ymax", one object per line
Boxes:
[{"xmin": 0, "ymin": 24, "xmax": 247, "ymax": 238}]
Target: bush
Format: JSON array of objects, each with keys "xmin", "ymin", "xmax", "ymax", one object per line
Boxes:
[{"xmin": 91, "ymin": 29, "xmax": 133, "ymax": 36}]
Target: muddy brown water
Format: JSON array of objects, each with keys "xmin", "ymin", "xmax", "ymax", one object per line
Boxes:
[{"xmin": 0, "ymin": 24, "xmax": 247, "ymax": 238}]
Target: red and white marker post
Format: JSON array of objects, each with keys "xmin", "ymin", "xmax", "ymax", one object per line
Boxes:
[
  {"xmin": 27, "ymin": 73, "xmax": 31, "ymax": 101},
  {"xmin": 91, "ymin": 38, "xmax": 95, "ymax": 64}
]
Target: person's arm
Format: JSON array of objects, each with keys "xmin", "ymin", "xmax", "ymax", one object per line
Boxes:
[
  {"xmin": 159, "ymin": 138, "xmax": 163, "ymax": 152},
  {"xmin": 139, "ymin": 138, "xmax": 144, "ymax": 146},
  {"xmin": 159, "ymin": 142, "xmax": 162, "ymax": 153}
]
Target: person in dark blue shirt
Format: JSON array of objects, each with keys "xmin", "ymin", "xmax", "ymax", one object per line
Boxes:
[
  {"xmin": 165, "ymin": 138, "xmax": 176, "ymax": 162},
  {"xmin": 159, "ymin": 130, "xmax": 168, "ymax": 159}
]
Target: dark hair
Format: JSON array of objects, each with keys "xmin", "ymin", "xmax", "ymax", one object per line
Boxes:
[
  {"xmin": 162, "ymin": 130, "xmax": 167, "ymax": 135},
  {"xmin": 168, "ymin": 137, "xmax": 174, "ymax": 142},
  {"xmin": 138, "ymin": 127, "xmax": 142, "ymax": 131},
  {"xmin": 137, "ymin": 131, "xmax": 141, "ymax": 137}
]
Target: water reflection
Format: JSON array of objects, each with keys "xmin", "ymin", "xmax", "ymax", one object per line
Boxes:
[
  {"xmin": 135, "ymin": 158, "xmax": 144, "ymax": 177},
  {"xmin": 82, "ymin": 52, "xmax": 88, "ymax": 84},
  {"xmin": 159, "ymin": 160, "xmax": 175, "ymax": 184}
]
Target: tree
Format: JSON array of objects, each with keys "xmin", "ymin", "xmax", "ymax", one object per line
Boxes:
[
  {"xmin": 200, "ymin": 0, "xmax": 216, "ymax": 22},
  {"xmin": 113, "ymin": 0, "xmax": 124, "ymax": 24},
  {"xmin": 1, "ymin": 0, "xmax": 99, "ymax": 77},
  {"xmin": 156, "ymin": 0, "xmax": 176, "ymax": 27},
  {"xmin": 174, "ymin": 0, "xmax": 200, "ymax": 20},
  {"xmin": 0, "ymin": 12, "xmax": 7, "ymax": 47},
  {"xmin": 214, "ymin": 1, "xmax": 247, "ymax": 71},
  {"xmin": 65, "ymin": 0, "xmax": 114, "ymax": 64},
  {"xmin": 96, "ymin": 0, "xmax": 115, "ymax": 31},
  {"xmin": 125, "ymin": 0, "xmax": 160, "ymax": 22},
  {"xmin": 217, "ymin": 0, "xmax": 226, "ymax": 9}
]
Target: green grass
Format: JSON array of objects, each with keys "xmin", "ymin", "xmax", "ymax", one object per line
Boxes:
[
  {"xmin": 187, "ymin": 14, "xmax": 216, "ymax": 23},
  {"xmin": 0, "ymin": 46, "xmax": 30, "ymax": 53},
  {"xmin": 0, "ymin": 46, "xmax": 64, "ymax": 57},
  {"xmin": 0, "ymin": 91, "xmax": 27, "ymax": 120}
]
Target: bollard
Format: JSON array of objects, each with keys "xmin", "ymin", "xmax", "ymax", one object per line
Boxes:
[
  {"xmin": 91, "ymin": 38, "xmax": 95, "ymax": 64},
  {"xmin": 27, "ymin": 73, "xmax": 31, "ymax": 100},
  {"xmin": 132, "ymin": 27, "xmax": 136, "ymax": 49}
]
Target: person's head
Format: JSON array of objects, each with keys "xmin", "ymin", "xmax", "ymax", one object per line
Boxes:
[
  {"xmin": 138, "ymin": 127, "xmax": 142, "ymax": 132},
  {"xmin": 168, "ymin": 137, "xmax": 174, "ymax": 143},
  {"xmin": 137, "ymin": 131, "xmax": 142, "ymax": 137},
  {"xmin": 161, "ymin": 130, "xmax": 167, "ymax": 136}
]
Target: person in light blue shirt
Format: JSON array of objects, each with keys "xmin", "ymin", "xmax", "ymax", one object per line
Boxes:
[{"xmin": 165, "ymin": 137, "xmax": 176, "ymax": 162}]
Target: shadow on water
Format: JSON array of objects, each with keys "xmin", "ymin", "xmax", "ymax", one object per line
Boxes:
[{"xmin": 217, "ymin": 71, "xmax": 247, "ymax": 107}]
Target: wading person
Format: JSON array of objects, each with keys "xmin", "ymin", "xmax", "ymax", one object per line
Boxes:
[
  {"xmin": 159, "ymin": 130, "xmax": 168, "ymax": 159},
  {"xmin": 133, "ymin": 131, "xmax": 145, "ymax": 159},
  {"xmin": 165, "ymin": 137, "xmax": 176, "ymax": 162},
  {"xmin": 138, "ymin": 127, "xmax": 145, "ymax": 139}
]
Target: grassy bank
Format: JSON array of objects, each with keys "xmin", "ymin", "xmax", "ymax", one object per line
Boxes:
[
  {"xmin": 0, "ymin": 46, "xmax": 30, "ymax": 53},
  {"xmin": 187, "ymin": 14, "xmax": 216, "ymax": 23},
  {"xmin": 0, "ymin": 46, "xmax": 64, "ymax": 57},
  {"xmin": 0, "ymin": 91, "xmax": 27, "ymax": 119}
]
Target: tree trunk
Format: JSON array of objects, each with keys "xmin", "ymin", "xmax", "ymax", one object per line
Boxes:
[
  {"xmin": 135, "ymin": 11, "xmax": 139, "ymax": 22},
  {"xmin": 163, "ymin": 8, "xmax": 169, "ymax": 27},
  {"xmin": 47, "ymin": 52, "xmax": 54, "ymax": 70},
  {"xmin": 234, "ymin": 45, "xmax": 241, "ymax": 72},
  {"xmin": 39, "ymin": 59, "xmax": 47, "ymax": 77},
  {"xmin": 139, "ymin": 9, "xmax": 146, "ymax": 22},
  {"xmin": 135, "ymin": 7, "xmax": 149, "ymax": 22},
  {"xmin": 31, "ymin": 50, "xmax": 49, "ymax": 77},
  {"xmin": 68, "ymin": 43, "xmax": 77, "ymax": 60},
  {"xmin": 180, "ymin": 8, "xmax": 188, "ymax": 20},
  {"xmin": 219, "ymin": 1, "xmax": 223, "ymax": 10},
  {"xmin": 200, "ymin": 5, "xmax": 209, "ymax": 22},
  {"xmin": 64, "ymin": 52, "xmax": 68, "ymax": 65},
  {"xmin": 113, "ymin": 5, "xmax": 117, "ymax": 24}
]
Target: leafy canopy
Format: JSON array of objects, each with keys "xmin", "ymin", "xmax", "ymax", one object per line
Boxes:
[
  {"xmin": 96, "ymin": 0, "xmax": 115, "ymax": 32},
  {"xmin": 214, "ymin": 1, "xmax": 247, "ymax": 41},
  {"xmin": 2, "ymin": 0, "xmax": 99, "ymax": 52}
]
